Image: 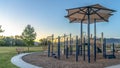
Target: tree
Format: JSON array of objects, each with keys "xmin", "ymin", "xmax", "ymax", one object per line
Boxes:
[
  {"xmin": 14, "ymin": 35, "xmax": 25, "ymax": 46},
  {"xmin": 4, "ymin": 37, "xmax": 14, "ymax": 46},
  {"xmin": 39, "ymin": 38, "xmax": 51, "ymax": 50},
  {"xmin": 0, "ymin": 36, "xmax": 5, "ymax": 46},
  {"xmin": 0, "ymin": 25, "xmax": 4, "ymax": 33},
  {"xmin": 39, "ymin": 38, "xmax": 48, "ymax": 45},
  {"xmin": 21, "ymin": 24, "xmax": 36, "ymax": 52},
  {"xmin": 0, "ymin": 25, "xmax": 5, "ymax": 46}
]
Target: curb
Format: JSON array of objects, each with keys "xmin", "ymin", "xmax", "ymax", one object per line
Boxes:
[{"xmin": 11, "ymin": 53, "xmax": 42, "ymax": 68}]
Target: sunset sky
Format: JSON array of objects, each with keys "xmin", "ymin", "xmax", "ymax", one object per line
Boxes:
[{"xmin": 0, "ymin": 0, "xmax": 120, "ymax": 40}]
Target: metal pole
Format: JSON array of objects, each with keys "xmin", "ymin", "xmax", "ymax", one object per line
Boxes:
[
  {"xmin": 105, "ymin": 38, "xmax": 106, "ymax": 58},
  {"xmin": 64, "ymin": 34, "xmax": 66, "ymax": 55},
  {"xmin": 83, "ymin": 37, "xmax": 86, "ymax": 61},
  {"xmin": 113, "ymin": 43, "xmax": 115, "ymax": 55},
  {"xmin": 58, "ymin": 36, "xmax": 60, "ymax": 60},
  {"xmin": 48, "ymin": 40, "xmax": 50, "ymax": 57},
  {"xmin": 66, "ymin": 37, "xmax": 68, "ymax": 59},
  {"xmin": 103, "ymin": 38, "xmax": 106, "ymax": 58},
  {"xmin": 52, "ymin": 34, "xmax": 54, "ymax": 56},
  {"xmin": 94, "ymin": 19, "xmax": 96, "ymax": 61},
  {"xmin": 101, "ymin": 32, "xmax": 104, "ymax": 57},
  {"xmin": 70, "ymin": 33, "xmax": 72, "ymax": 55},
  {"xmin": 76, "ymin": 36, "xmax": 79, "ymax": 62},
  {"xmin": 103, "ymin": 38, "xmax": 105, "ymax": 57},
  {"xmin": 80, "ymin": 21, "xmax": 83, "ymax": 56},
  {"xmin": 87, "ymin": 7, "xmax": 91, "ymax": 63},
  {"xmin": 78, "ymin": 41, "xmax": 80, "ymax": 55}
]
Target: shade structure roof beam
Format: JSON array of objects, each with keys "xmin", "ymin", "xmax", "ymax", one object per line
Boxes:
[
  {"xmin": 91, "ymin": 6, "xmax": 116, "ymax": 12},
  {"xmin": 70, "ymin": 18, "xmax": 77, "ymax": 23},
  {"xmin": 66, "ymin": 9, "xmax": 113, "ymax": 18},
  {"xmin": 66, "ymin": 12, "xmax": 113, "ymax": 23},
  {"xmin": 95, "ymin": 13, "xmax": 108, "ymax": 22},
  {"xmin": 67, "ymin": 12, "xmax": 112, "ymax": 23},
  {"xmin": 66, "ymin": 4, "xmax": 116, "ymax": 12},
  {"xmin": 65, "ymin": 8, "xmax": 86, "ymax": 18},
  {"xmin": 90, "ymin": 8, "xmax": 113, "ymax": 15},
  {"xmin": 79, "ymin": 8, "xmax": 87, "ymax": 14},
  {"xmin": 81, "ymin": 13, "xmax": 87, "ymax": 22},
  {"xmin": 88, "ymin": 8, "xmax": 93, "ymax": 15},
  {"xmin": 66, "ymin": 9, "xmax": 113, "ymax": 23},
  {"xmin": 89, "ymin": 8, "xmax": 101, "ymax": 15},
  {"xmin": 65, "ymin": 11, "xmax": 80, "ymax": 18},
  {"xmin": 91, "ymin": 8, "xmax": 109, "ymax": 22}
]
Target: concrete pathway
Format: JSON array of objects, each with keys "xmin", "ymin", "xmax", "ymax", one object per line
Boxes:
[
  {"xmin": 105, "ymin": 65, "xmax": 120, "ymax": 68},
  {"xmin": 11, "ymin": 53, "xmax": 42, "ymax": 68}
]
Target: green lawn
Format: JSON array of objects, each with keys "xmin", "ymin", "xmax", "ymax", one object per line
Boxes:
[{"xmin": 0, "ymin": 46, "xmax": 43, "ymax": 68}]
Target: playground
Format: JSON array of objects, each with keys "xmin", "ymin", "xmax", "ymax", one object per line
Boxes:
[
  {"xmin": 22, "ymin": 31, "xmax": 120, "ymax": 68},
  {"xmin": 22, "ymin": 33, "xmax": 120, "ymax": 68},
  {"xmin": 13, "ymin": 4, "xmax": 120, "ymax": 68}
]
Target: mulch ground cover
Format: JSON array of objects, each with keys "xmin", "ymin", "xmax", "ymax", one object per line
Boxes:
[{"xmin": 22, "ymin": 52, "xmax": 120, "ymax": 68}]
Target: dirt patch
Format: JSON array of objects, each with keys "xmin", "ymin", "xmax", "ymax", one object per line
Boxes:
[{"xmin": 22, "ymin": 52, "xmax": 120, "ymax": 68}]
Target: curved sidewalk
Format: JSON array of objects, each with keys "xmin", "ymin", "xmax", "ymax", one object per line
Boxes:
[
  {"xmin": 11, "ymin": 53, "xmax": 120, "ymax": 68},
  {"xmin": 11, "ymin": 53, "xmax": 42, "ymax": 68},
  {"xmin": 105, "ymin": 65, "xmax": 120, "ymax": 68}
]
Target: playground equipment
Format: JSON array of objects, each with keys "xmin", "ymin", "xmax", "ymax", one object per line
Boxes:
[
  {"xmin": 47, "ymin": 34, "xmax": 54, "ymax": 57},
  {"xmin": 103, "ymin": 38, "xmax": 116, "ymax": 59},
  {"xmin": 47, "ymin": 34, "xmax": 73, "ymax": 59},
  {"xmin": 46, "ymin": 32, "xmax": 118, "ymax": 63}
]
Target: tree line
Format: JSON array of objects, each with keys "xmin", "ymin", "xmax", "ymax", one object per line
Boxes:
[
  {"xmin": 0, "ymin": 25, "xmax": 50, "ymax": 47},
  {"xmin": 0, "ymin": 25, "xmax": 36, "ymax": 46},
  {"xmin": 0, "ymin": 35, "xmax": 25, "ymax": 46}
]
